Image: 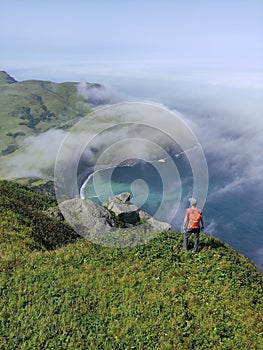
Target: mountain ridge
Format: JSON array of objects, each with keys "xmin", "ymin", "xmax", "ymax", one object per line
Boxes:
[{"xmin": 0, "ymin": 70, "xmax": 17, "ymax": 85}]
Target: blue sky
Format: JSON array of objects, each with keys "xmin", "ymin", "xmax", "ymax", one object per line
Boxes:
[{"xmin": 1, "ymin": 0, "xmax": 262, "ymax": 83}]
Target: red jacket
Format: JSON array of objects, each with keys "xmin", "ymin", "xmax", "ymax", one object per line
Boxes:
[{"xmin": 185, "ymin": 207, "xmax": 202, "ymax": 229}]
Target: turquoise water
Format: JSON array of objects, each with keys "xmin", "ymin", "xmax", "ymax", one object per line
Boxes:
[
  {"xmin": 80, "ymin": 158, "xmax": 194, "ymax": 225},
  {"xmin": 82, "ymin": 162, "xmax": 161, "ymax": 212}
]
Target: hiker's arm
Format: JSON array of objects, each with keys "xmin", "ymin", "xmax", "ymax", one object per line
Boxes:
[
  {"xmin": 183, "ymin": 213, "xmax": 188, "ymax": 227},
  {"xmin": 182, "ymin": 213, "xmax": 188, "ymax": 232}
]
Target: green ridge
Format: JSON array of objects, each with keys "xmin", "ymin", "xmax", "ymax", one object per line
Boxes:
[
  {"xmin": 0, "ymin": 71, "xmax": 17, "ymax": 86},
  {"xmin": 0, "ymin": 180, "xmax": 262, "ymax": 349},
  {"xmin": 0, "ymin": 71, "xmax": 95, "ymax": 155}
]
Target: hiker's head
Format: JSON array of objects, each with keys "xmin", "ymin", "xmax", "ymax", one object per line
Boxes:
[{"xmin": 189, "ymin": 197, "xmax": 197, "ymax": 206}]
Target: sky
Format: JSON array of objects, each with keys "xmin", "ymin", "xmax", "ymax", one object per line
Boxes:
[{"xmin": 1, "ymin": 0, "xmax": 262, "ymax": 84}]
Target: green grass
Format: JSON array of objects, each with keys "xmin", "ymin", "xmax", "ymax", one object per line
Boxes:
[
  {"xmin": 0, "ymin": 180, "xmax": 263, "ymax": 349},
  {"xmin": 0, "ymin": 180, "xmax": 79, "ymax": 254},
  {"xmin": 0, "ymin": 72, "xmax": 92, "ymax": 155},
  {"xmin": 13, "ymin": 177, "xmax": 56, "ymax": 197}
]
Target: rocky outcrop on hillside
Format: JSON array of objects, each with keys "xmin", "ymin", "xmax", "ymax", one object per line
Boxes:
[
  {"xmin": 103, "ymin": 192, "xmax": 140, "ymax": 224},
  {"xmin": 58, "ymin": 192, "xmax": 171, "ymax": 241}
]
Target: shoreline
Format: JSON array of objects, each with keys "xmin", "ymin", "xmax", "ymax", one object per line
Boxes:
[{"xmin": 79, "ymin": 157, "xmax": 171, "ymax": 199}]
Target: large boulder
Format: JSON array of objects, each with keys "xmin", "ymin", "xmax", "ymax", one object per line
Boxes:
[
  {"xmin": 141, "ymin": 215, "xmax": 171, "ymax": 232},
  {"xmin": 59, "ymin": 198, "xmax": 115, "ymax": 238},
  {"xmin": 103, "ymin": 193, "xmax": 171, "ymax": 231},
  {"xmin": 103, "ymin": 192, "xmax": 140, "ymax": 224}
]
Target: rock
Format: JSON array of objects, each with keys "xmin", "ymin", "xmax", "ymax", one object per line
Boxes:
[
  {"xmin": 46, "ymin": 206, "xmax": 65, "ymax": 221},
  {"xmin": 138, "ymin": 210, "xmax": 171, "ymax": 231},
  {"xmin": 58, "ymin": 192, "xmax": 171, "ymax": 240},
  {"xmin": 143, "ymin": 216, "xmax": 171, "ymax": 232},
  {"xmin": 139, "ymin": 210, "xmax": 151, "ymax": 221},
  {"xmin": 119, "ymin": 211, "xmax": 140, "ymax": 224},
  {"xmin": 114, "ymin": 192, "xmax": 131, "ymax": 202},
  {"xmin": 59, "ymin": 198, "xmax": 115, "ymax": 238},
  {"xmin": 103, "ymin": 192, "xmax": 131, "ymax": 208},
  {"xmin": 103, "ymin": 192, "xmax": 140, "ymax": 224}
]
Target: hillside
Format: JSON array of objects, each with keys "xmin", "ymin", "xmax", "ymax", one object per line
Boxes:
[
  {"xmin": 0, "ymin": 180, "xmax": 262, "ymax": 349},
  {"xmin": 0, "ymin": 180, "xmax": 79, "ymax": 254},
  {"xmin": 0, "ymin": 71, "xmax": 104, "ymax": 156},
  {"xmin": 13, "ymin": 177, "xmax": 56, "ymax": 197}
]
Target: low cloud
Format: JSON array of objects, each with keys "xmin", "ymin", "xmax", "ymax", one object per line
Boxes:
[
  {"xmin": 77, "ymin": 82, "xmax": 124, "ymax": 105},
  {"xmin": 2, "ymin": 129, "xmax": 66, "ymax": 179}
]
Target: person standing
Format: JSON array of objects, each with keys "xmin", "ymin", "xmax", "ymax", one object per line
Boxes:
[{"xmin": 182, "ymin": 198, "xmax": 204, "ymax": 253}]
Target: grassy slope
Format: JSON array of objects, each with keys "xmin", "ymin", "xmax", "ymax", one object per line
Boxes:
[
  {"xmin": 0, "ymin": 181, "xmax": 262, "ymax": 349},
  {"xmin": 13, "ymin": 177, "xmax": 56, "ymax": 197},
  {"xmin": 0, "ymin": 71, "xmax": 91, "ymax": 155},
  {"xmin": 0, "ymin": 180, "xmax": 79, "ymax": 255}
]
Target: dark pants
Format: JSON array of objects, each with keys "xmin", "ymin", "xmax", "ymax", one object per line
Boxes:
[{"xmin": 184, "ymin": 228, "xmax": 200, "ymax": 252}]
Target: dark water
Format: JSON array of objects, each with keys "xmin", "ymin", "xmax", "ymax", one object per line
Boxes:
[{"xmin": 80, "ymin": 158, "xmax": 263, "ymax": 272}]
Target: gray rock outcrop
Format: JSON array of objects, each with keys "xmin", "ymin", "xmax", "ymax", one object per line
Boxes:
[
  {"xmin": 59, "ymin": 198, "xmax": 116, "ymax": 238},
  {"xmin": 103, "ymin": 192, "xmax": 171, "ymax": 232},
  {"xmin": 103, "ymin": 192, "xmax": 140, "ymax": 224},
  {"xmin": 58, "ymin": 192, "xmax": 171, "ymax": 241}
]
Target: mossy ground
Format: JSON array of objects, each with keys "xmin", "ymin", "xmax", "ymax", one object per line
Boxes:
[{"xmin": 0, "ymin": 181, "xmax": 262, "ymax": 349}]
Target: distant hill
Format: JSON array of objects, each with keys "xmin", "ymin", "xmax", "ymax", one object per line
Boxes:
[
  {"xmin": 0, "ymin": 71, "xmax": 105, "ymax": 156},
  {"xmin": 0, "ymin": 180, "xmax": 262, "ymax": 349}
]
